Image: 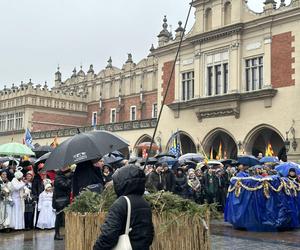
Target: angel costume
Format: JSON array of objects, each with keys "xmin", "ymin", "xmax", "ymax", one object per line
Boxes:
[
  {"xmin": 36, "ymin": 189, "xmax": 56, "ymax": 229},
  {"xmin": 10, "ymin": 176, "xmax": 26, "ymax": 230}
]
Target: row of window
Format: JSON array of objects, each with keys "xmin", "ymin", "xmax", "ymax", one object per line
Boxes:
[
  {"xmin": 0, "ymin": 112, "xmax": 24, "ymax": 132},
  {"xmin": 92, "ymin": 104, "xmax": 158, "ymax": 125},
  {"xmin": 181, "ymin": 56, "xmax": 264, "ymax": 100}
]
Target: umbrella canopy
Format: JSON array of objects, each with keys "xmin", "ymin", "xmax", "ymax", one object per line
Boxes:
[
  {"xmin": 139, "ymin": 157, "xmax": 158, "ymax": 166},
  {"xmin": 178, "ymin": 153, "xmax": 204, "ymax": 163},
  {"xmin": 135, "ymin": 142, "xmax": 159, "ymax": 151},
  {"xmin": 157, "ymin": 156, "xmax": 178, "ymax": 167},
  {"xmin": 275, "ymin": 162, "xmax": 300, "ymax": 177},
  {"xmin": 154, "ymin": 153, "xmax": 176, "ymax": 159},
  {"xmin": 102, "ymin": 153, "xmax": 124, "ymax": 165},
  {"xmin": 0, "ymin": 143, "xmax": 35, "ymax": 156},
  {"xmin": 220, "ymin": 159, "xmax": 238, "ymax": 166},
  {"xmin": 109, "ymin": 150, "xmax": 125, "ymax": 158},
  {"xmin": 33, "ymin": 145, "xmax": 54, "ymax": 158},
  {"xmin": 237, "ymin": 155, "xmax": 260, "ymax": 167},
  {"xmin": 35, "ymin": 152, "xmax": 51, "ymax": 166},
  {"xmin": 44, "ymin": 131, "xmax": 129, "ymax": 170},
  {"xmin": 259, "ymin": 156, "xmax": 279, "ymax": 164},
  {"xmin": 207, "ymin": 160, "xmax": 223, "ymax": 169},
  {"xmin": 0, "ymin": 156, "xmax": 18, "ymax": 164},
  {"xmin": 179, "ymin": 159, "xmax": 197, "ymax": 169}
]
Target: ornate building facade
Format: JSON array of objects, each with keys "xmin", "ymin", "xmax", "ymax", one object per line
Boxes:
[{"xmin": 0, "ymin": 0, "xmax": 299, "ymax": 159}]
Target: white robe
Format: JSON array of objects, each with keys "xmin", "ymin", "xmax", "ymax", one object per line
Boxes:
[
  {"xmin": 36, "ymin": 191, "xmax": 56, "ymax": 229},
  {"xmin": 10, "ymin": 178, "xmax": 25, "ymax": 230},
  {"xmin": 0, "ymin": 181, "xmax": 12, "ymax": 229}
]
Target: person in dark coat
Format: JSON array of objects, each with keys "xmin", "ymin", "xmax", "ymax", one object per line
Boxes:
[
  {"xmin": 145, "ymin": 165, "xmax": 164, "ymax": 192},
  {"xmin": 72, "ymin": 159, "xmax": 104, "ymax": 197},
  {"xmin": 162, "ymin": 163, "xmax": 176, "ymax": 192},
  {"xmin": 102, "ymin": 164, "xmax": 113, "ymax": 185},
  {"xmin": 93, "ymin": 165, "xmax": 154, "ymax": 250},
  {"xmin": 175, "ymin": 167, "xmax": 188, "ymax": 198},
  {"xmin": 203, "ymin": 167, "xmax": 219, "ymax": 204},
  {"xmin": 215, "ymin": 169, "xmax": 227, "ymax": 211},
  {"xmin": 52, "ymin": 167, "xmax": 72, "ymax": 240}
]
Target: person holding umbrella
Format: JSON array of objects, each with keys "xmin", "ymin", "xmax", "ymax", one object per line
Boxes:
[
  {"xmin": 52, "ymin": 166, "xmax": 72, "ymax": 240},
  {"xmin": 288, "ymin": 168, "xmax": 300, "ymax": 183},
  {"xmin": 72, "ymin": 159, "xmax": 105, "ymax": 196}
]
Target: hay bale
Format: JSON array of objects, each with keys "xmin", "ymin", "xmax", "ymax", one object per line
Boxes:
[{"xmin": 65, "ymin": 211, "xmax": 210, "ymax": 250}]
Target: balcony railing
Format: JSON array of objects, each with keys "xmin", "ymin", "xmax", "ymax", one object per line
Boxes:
[{"xmin": 31, "ymin": 118, "xmax": 157, "ymax": 139}]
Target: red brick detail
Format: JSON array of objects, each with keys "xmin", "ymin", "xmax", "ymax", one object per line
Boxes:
[
  {"xmin": 88, "ymin": 92, "xmax": 157, "ymax": 124},
  {"xmin": 32, "ymin": 112, "xmax": 87, "ymax": 131},
  {"xmin": 161, "ymin": 61, "xmax": 175, "ymax": 105},
  {"xmin": 271, "ymin": 32, "xmax": 295, "ymax": 88}
]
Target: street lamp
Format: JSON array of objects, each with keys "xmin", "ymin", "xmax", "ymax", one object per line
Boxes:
[{"xmin": 284, "ymin": 132, "xmax": 290, "ymax": 152}]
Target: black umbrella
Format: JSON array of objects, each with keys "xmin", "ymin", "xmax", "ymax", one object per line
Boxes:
[
  {"xmin": 33, "ymin": 145, "xmax": 54, "ymax": 158},
  {"xmin": 155, "ymin": 153, "xmax": 176, "ymax": 159},
  {"xmin": 35, "ymin": 152, "xmax": 51, "ymax": 166},
  {"xmin": 109, "ymin": 150, "xmax": 125, "ymax": 158},
  {"xmin": 220, "ymin": 159, "xmax": 238, "ymax": 166},
  {"xmin": 0, "ymin": 156, "xmax": 18, "ymax": 164},
  {"xmin": 44, "ymin": 131, "xmax": 129, "ymax": 170},
  {"xmin": 139, "ymin": 157, "xmax": 158, "ymax": 166},
  {"xmin": 102, "ymin": 154, "xmax": 124, "ymax": 165}
]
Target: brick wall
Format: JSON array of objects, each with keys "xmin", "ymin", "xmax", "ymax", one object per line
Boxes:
[
  {"xmin": 271, "ymin": 32, "xmax": 295, "ymax": 88},
  {"xmin": 161, "ymin": 61, "xmax": 175, "ymax": 105},
  {"xmin": 88, "ymin": 92, "xmax": 157, "ymax": 124},
  {"xmin": 32, "ymin": 111, "xmax": 87, "ymax": 131}
]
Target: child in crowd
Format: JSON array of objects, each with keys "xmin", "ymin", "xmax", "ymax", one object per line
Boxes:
[{"xmin": 36, "ymin": 183, "xmax": 56, "ymax": 229}]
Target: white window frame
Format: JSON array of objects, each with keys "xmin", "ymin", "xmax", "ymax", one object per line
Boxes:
[
  {"xmin": 205, "ymin": 51, "xmax": 229, "ymax": 96},
  {"xmin": 245, "ymin": 56, "xmax": 264, "ymax": 92},
  {"xmin": 130, "ymin": 106, "xmax": 137, "ymax": 121},
  {"xmin": 152, "ymin": 103, "xmax": 158, "ymax": 119},
  {"xmin": 15, "ymin": 112, "xmax": 24, "ymax": 130},
  {"xmin": 110, "ymin": 108, "xmax": 116, "ymax": 123},
  {"xmin": 181, "ymin": 71, "xmax": 195, "ymax": 101},
  {"xmin": 92, "ymin": 111, "xmax": 97, "ymax": 126}
]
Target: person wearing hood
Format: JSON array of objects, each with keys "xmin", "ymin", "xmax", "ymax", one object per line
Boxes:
[
  {"xmin": 10, "ymin": 171, "xmax": 26, "ymax": 230},
  {"xmin": 0, "ymin": 170, "xmax": 13, "ymax": 230},
  {"xmin": 162, "ymin": 163, "xmax": 176, "ymax": 192},
  {"xmin": 52, "ymin": 166, "xmax": 72, "ymax": 240},
  {"xmin": 93, "ymin": 165, "xmax": 154, "ymax": 250},
  {"xmin": 288, "ymin": 168, "xmax": 299, "ymax": 182},
  {"xmin": 72, "ymin": 159, "xmax": 104, "ymax": 197},
  {"xmin": 175, "ymin": 167, "xmax": 188, "ymax": 198},
  {"xmin": 102, "ymin": 164, "xmax": 113, "ymax": 185}
]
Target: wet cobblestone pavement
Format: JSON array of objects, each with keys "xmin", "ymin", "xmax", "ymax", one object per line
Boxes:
[{"xmin": 0, "ymin": 220, "xmax": 300, "ymax": 250}]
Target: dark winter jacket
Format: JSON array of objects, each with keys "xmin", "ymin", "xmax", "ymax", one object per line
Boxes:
[
  {"xmin": 175, "ymin": 173, "xmax": 188, "ymax": 196},
  {"xmin": 145, "ymin": 171, "xmax": 164, "ymax": 192},
  {"xmin": 72, "ymin": 161, "xmax": 104, "ymax": 196},
  {"xmin": 163, "ymin": 169, "xmax": 176, "ymax": 192},
  {"xmin": 93, "ymin": 165, "xmax": 154, "ymax": 250},
  {"xmin": 32, "ymin": 174, "xmax": 44, "ymax": 201},
  {"xmin": 52, "ymin": 171, "xmax": 72, "ymax": 211},
  {"xmin": 203, "ymin": 173, "xmax": 219, "ymax": 196}
]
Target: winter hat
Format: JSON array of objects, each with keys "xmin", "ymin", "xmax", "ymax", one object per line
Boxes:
[
  {"xmin": 14, "ymin": 171, "xmax": 23, "ymax": 179},
  {"xmin": 45, "ymin": 183, "xmax": 52, "ymax": 190}
]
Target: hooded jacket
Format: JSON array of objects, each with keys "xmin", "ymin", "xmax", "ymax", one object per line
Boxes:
[{"xmin": 93, "ymin": 165, "xmax": 154, "ymax": 250}]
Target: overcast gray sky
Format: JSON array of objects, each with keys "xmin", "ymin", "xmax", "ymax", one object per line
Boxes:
[{"xmin": 0, "ymin": 0, "xmax": 291, "ymax": 88}]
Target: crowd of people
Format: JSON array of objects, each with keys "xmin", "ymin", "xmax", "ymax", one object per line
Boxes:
[{"xmin": 1, "ymin": 152, "xmax": 300, "ymax": 240}]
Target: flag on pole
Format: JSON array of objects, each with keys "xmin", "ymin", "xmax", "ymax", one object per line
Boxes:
[
  {"xmin": 24, "ymin": 128, "xmax": 34, "ymax": 149},
  {"xmin": 50, "ymin": 136, "xmax": 59, "ymax": 148},
  {"xmin": 265, "ymin": 142, "xmax": 274, "ymax": 156},
  {"xmin": 169, "ymin": 133, "xmax": 181, "ymax": 158}
]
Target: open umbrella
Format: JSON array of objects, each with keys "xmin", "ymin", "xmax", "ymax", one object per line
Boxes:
[
  {"xmin": 35, "ymin": 152, "xmax": 51, "ymax": 166},
  {"xmin": 220, "ymin": 159, "xmax": 238, "ymax": 166},
  {"xmin": 155, "ymin": 153, "xmax": 176, "ymax": 159},
  {"xmin": 275, "ymin": 162, "xmax": 300, "ymax": 177},
  {"xmin": 139, "ymin": 157, "xmax": 158, "ymax": 166},
  {"xmin": 157, "ymin": 156, "xmax": 178, "ymax": 168},
  {"xmin": 33, "ymin": 145, "xmax": 54, "ymax": 158},
  {"xmin": 178, "ymin": 153, "xmax": 204, "ymax": 163},
  {"xmin": 259, "ymin": 156, "xmax": 279, "ymax": 164},
  {"xmin": 0, "ymin": 156, "xmax": 18, "ymax": 164},
  {"xmin": 44, "ymin": 131, "xmax": 129, "ymax": 170},
  {"xmin": 0, "ymin": 143, "xmax": 35, "ymax": 156},
  {"xmin": 237, "ymin": 155, "xmax": 260, "ymax": 167},
  {"xmin": 102, "ymin": 153, "xmax": 124, "ymax": 165},
  {"xmin": 207, "ymin": 160, "xmax": 223, "ymax": 169}
]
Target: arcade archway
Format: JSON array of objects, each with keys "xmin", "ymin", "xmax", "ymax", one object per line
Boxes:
[
  {"xmin": 134, "ymin": 134, "xmax": 156, "ymax": 157},
  {"xmin": 166, "ymin": 131, "xmax": 197, "ymax": 154},
  {"xmin": 244, "ymin": 125, "xmax": 285, "ymax": 158},
  {"xmin": 203, "ymin": 129, "xmax": 237, "ymax": 159}
]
